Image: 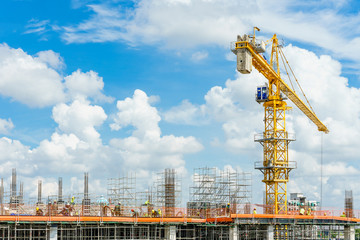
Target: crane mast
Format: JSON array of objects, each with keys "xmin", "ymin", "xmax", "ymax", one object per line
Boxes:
[{"xmin": 231, "ymin": 29, "xmax": 328, "ymax": 214}]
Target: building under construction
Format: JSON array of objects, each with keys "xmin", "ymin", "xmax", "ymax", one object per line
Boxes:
[
  {"xmin": 0, "ymin": 30, "xmax": 357, "ymax": 239},
  {"xmin": 0, "ymin": 168, "xmax": 358, "ymax": 240}
]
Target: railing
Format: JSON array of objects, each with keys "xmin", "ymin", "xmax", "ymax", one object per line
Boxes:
[
  {"xmin": 254, "ymin": 132, "xmax": 296, "ymax": 142},
  {"xmin": 254, "ymin": 161, "xmax": 297, "ymax": 169},
  {"xmin": 0, "ymin": 203, "xmax": 359, "ymax": 220}
]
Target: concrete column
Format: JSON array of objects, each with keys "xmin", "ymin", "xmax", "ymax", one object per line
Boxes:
[
  {"xmin": 49, "ymin": 225, "xmax": 58, "ymax": 240},
  {"xmin": 165, "ymin": 225, "xmax": 176, "ymax": 240},
  {"xmin": 266, "ymin": 225, "xmax": 274, "ymax": 240},
  {"xmin": 230, "ymin": 225, "xmax": 238, "ymax": 240},
  {"xmin": 344, "ymin": 225, "xmax": 355, "ymax": 240}
]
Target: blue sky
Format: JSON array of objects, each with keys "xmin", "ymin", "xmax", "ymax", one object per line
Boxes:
[{"xmin": 0, "ymin": 0, "xmax": 360, "ymax": 209}]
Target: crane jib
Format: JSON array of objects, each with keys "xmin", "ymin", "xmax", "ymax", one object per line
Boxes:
[{"xmin": 234, "ymin": 42, "xmax": 329, "ymax": 134}]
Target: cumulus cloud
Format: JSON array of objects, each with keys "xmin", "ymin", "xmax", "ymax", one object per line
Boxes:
[
  {"xmin": 65, "ymin": 69, "xmax": 113, "ymax": 102},
  {"xmin": 0, "ymin": 88, "xmax": 203, "ymax": 193},
  {"xmin": 0, "ymin": 137, "xmax": 33, "ymax": 175},
  {"xmin": 35, "ymin": 50, "xmax": 65, "ymax": 70},
  {"xmin": 110, "ymin": 89, "xmax": 203, "ymax": 172},
  {"xmin": 0, "ymin": 44, "xmax": 112, "ymax": 108},
  {"xmin": 0, "ymin": 44, "xmax": 65, "ymax": 107},
  {"xmin": 163, "ymin": 100, "xmax": 205, "ymax": 125},
  {"xmin": 52, "ymin": 99, "xmax": 107, "ymax": 144},
  {"xmin": 110, "ymin": 89, "xmax": 161, "ymax": 138}
]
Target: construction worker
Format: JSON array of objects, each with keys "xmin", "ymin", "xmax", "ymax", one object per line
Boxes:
[
  {"xmin": 70, "ymin": 196, "xmax": 75, "ymax": 205},
  {"xmin": 131, "ymin": 209, "xmax": 138, "ymax": 217},
  {"xmin": 52, "ymin": 200, "xmax": 58, "ymax": 216},
  {"xmin": 114, "ymin": 202, "xmax": 121, "ymax": 216},
  {"xmin": 145, "ymin": 200, "xmax": 152, "ymax": 216},
  {"xmin": 299, "ymin": 207, "xmax": 305, "ymax": 215},
  {"xmin": 65, "ymin": 202, "xmax": 71, "ymax": 216},
  {"xmin": 253, "ymin": 208, "xmax": 257, "ymax": 214},
  {"xmin": 36, "ymin": 207, "xmax": 43, "ymax": 216},
  {"xmin": 306, "ymin": 208, "xmax": 312, "ymax": 216},
  {"xmin": 226, "ymin": 203, "xmax": 231, "ymax": 215},
  {"xmin": 158, "ymin": 208, "xmax": 162, "ymax": 217},
  {"xmin": 340, "ymin": 212, "xmax": 346, "ymax": 217}
]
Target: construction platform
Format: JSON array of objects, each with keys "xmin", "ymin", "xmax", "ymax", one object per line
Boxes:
[{"xmin": 0, "ymin": 213, "xmax": 358, "ymax": 239}]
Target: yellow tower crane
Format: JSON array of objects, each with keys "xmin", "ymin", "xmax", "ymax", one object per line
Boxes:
[{"xmin": 231, "ymin": 28, "xmax": 329, "ymax": 214}]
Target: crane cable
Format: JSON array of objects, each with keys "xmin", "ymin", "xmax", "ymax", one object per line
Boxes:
[
  {"xmin": 320, "ymin": 132, "xmax": 323, "ymax": 211},
  {"xmin": 278, "ymin": 48, "xmax": 315, "ymax": 114},
  {"xmin": 278, "ymin": 47, "xmax": 296, "ymax": 93}
]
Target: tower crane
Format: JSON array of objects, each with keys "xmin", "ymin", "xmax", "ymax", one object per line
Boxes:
[{"xmin": 231, "ymin": 28, "xmax": 329, "ymax": 214}]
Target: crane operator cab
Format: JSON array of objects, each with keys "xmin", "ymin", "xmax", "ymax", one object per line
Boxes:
[{"xmin": 256, "ymin": 84, "xmax": 268, "ymax": 103}]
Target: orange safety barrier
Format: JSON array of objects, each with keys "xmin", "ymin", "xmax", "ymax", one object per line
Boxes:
[
  {"xmin": 0, "ymin": 214, "xmax": 357, "ymax": 224},
  {"xmin": 1, "ymin": 203, "xmax": 359, "ymax": 222},
  {"xmin": 0, "ymin": 215, "xmax": 207, "ymax": 223}
]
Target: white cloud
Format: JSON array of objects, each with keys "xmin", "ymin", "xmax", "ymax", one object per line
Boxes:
[
  {"xmin": 163, "ymin": 70, "xmax": 264, "ymax": 153},
  {"xmin": 110, "ymin": 89, "xmax": 161, "ymax": 138},
  {"xmin": 110, "ymin": 89, "xmax": 203, "ymax": 171},
  {"xmin": 59, "ymin": 0, "xmax": 360, "ymax": 66},
  {"xmin": 24, "ymin": 19, "xmax": 50, "ymax": 35},
  {"xmin": 65, "ymin": 69, "xmax": 113, "ymax": 102},
  {"xmin": 0, "ymin": 44, "xmax": 113, "ymax": 108},
  {"xmin": 35, "ymin": 50, "xmax": 64, "ymax": 70},
  {"xmin": 52, "ymin": 99, "xmax": 107, "ymax": 144},
  {"xmin": 0, "ymin": 118, "xmax": 14, "ymax": 134},
  {"xmin": 163, "ymin": 99, "xmax": 205, "ymax": 125},
  {"xmin": 191, "ymin": 51, "xmax": 208, "ymax": 62},
  {"xmin": 0, "ymin": 44, "xmax": 66, "ymax": 107},
  {"xmin": 0, "ymin": 137, "xmax": 33, "ymax": 175},
  {"xmin": 225, "ymin": 52, "xmax": 236, "ymax": 61}
]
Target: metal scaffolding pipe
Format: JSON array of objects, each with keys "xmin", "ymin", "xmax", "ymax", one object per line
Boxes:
[
  {"xmin": 37, "ymin": 180, "xmax": 42, "ymax": 204},
  {"xmin": 58, "ymin": 177, "xmax": 63, "ymax": 203},
  {"xmin": 84, "ymin": 172, "xmax": 89, "ymax": 199},
  {"xmin": 11, "ymin": 168, "xmax": 16, "ymax": 199},
  {"xmin": 19, "ymin": 182, "xmax": 23, "ymax": 204}
]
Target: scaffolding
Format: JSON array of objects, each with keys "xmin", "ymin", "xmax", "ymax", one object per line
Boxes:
[
  {"xmin": 155, "ymin": 168, "xmax": 181, "ymax": 217},
  {"xmin": 345, "ymin": 190, "xmax": 353, "ymax": 218},
  {"xmin": 188, "ymin": 167, "xmax": 252, "ymax": 216},
  {"xmin": 107, "ymin": 173, "xmax": 136, "ymax": 207},
  {"xmin": 137, "ymin": 187, "xmax": 156, "ymax": 217}
]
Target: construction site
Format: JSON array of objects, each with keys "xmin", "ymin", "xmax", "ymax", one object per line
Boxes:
[
  {"xmin": 0, "ymin": 29, "xmax": 358, "ymax": 240},
  {"xmin": 0, "ymin": 167, "xmax": 357, "ymax": 240}
]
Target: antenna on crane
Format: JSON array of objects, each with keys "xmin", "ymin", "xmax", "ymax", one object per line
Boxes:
[{"xmin": 253, "ymin": 27, "xmax": 260, "ymax": 44}]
